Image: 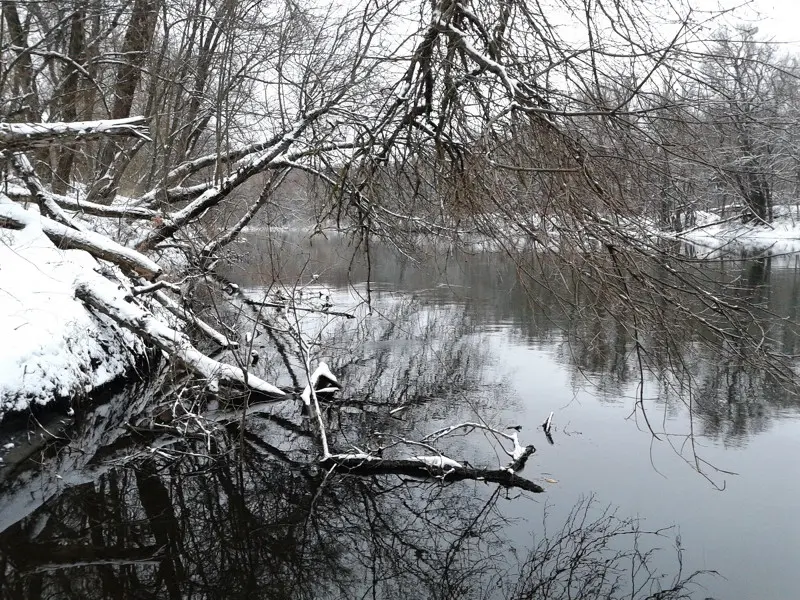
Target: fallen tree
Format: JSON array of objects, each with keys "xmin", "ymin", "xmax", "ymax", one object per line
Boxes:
[
  {"xmin": 0, "ymin": 117, "xmax": 150, "ymax": 151},
  {"xmin": 0, "ymin": 200, "xmax": 162, "ymax": 280},
  {"xmin": 74, "ymin": 276, "xmax": 284, "ymax": 398},
  {"xmin": 321, "ymin": 455, "xmax": 544, "ymax": 492}
]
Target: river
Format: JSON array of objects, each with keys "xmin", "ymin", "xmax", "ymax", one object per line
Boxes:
[{"xmin": 0, "ymin": 231, "xmax": 798, "ymax": 598}]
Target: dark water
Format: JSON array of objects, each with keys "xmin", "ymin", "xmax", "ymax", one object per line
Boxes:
[{"xmin": 1, "ymin": 232, "xmax": 799, "ymax": 598}]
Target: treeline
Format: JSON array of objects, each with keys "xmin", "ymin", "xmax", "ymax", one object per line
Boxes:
[{"xmin": 1, "ymin": 2, "xmax": 798, "ymax": 228}]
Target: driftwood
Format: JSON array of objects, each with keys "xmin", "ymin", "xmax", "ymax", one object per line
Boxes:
[{"xmin": 320, "ymin": 455, "xmax": 545, "ymax": 493}]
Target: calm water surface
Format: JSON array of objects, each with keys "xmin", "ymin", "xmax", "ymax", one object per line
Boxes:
[
  {"xmin": 1, "ymin": 233, "xmax": 798, "ymax": 598},
  {"xmin": 225, "ymin": 233, "xmax": 800, "ymax": 598}
]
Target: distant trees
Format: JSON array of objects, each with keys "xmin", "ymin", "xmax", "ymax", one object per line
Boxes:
[
  {"xmin": 696, "ymin": 27, "xmax": 789, "ymax": 221},
  {"xmin": 4, "ymin": 1, "xmax": 799, "ymax": 230}
]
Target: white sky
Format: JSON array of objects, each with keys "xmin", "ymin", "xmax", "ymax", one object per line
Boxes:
[{"xmin": 716, "ymin": 0, "xmax": 800, "ymax": 45}]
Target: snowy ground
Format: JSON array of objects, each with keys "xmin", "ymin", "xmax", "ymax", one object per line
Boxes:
[
  {"xmin": 0, "ymin": 197, "xmax": 145, "ymax": 422},
  {"xmin": 674, "ymin": 205, "xmax": 800, "ymax": 256}
]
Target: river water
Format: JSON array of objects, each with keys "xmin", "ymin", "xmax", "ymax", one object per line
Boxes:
[{"xmin": 0, "ymin": 232, "xmax": 798, "ymax": 598}]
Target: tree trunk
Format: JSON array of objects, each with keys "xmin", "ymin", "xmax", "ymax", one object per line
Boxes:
[
  {"xmin": 53, "ymin": 5, "xmax": 87, "ymax": 194},
  {"xmin": 92, "ymin": 0, "xmax": 159, "ymax": 198}
]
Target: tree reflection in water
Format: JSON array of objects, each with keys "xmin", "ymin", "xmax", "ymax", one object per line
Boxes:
[
  {"xmin": 0, "ymin": 290, "xmax": 711, "ymax": 598},
  {"xmin": 0, "ymin": 448, "xmax": 709, "ymax": 599}
]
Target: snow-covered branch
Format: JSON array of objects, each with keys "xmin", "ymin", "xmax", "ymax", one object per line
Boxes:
[
  {"xmin": 133, "ymin": 109, "xmax": 329, "ymax": 251},
  {"xmin": 421, "ymin": 421, "xmax": 535, "ymax": 468},
  {"xmin": 6, "ymin": 153, "xmax": 86, "ymax": 228},
  {"xmin": 152, "ymin": 289, "xmax": 237, "ymax": 349},
  {"xmin": 200, "ymin": 168, "xmax": 291, "ymax": 260},
  {"xmin": 321, "ymin": 454, "xmax": 545, "ymax": 493},
  {"xmin": 3, "ymin": 184, "xmax": 159, "ymax": 220},
  {"xmin": 318, "ymin": 417, "xmax": 541, "ymax": 492},
  {"xmin": 0, "ymin": 117, "xmax": 150, "ymax": 150},
  {"xmin": 0, "ymin": 201, "xmax": 162, "ymax": 280},
  {"xmin": 75, "ymin": 277, "xmax": 284, "ymax": 398}
]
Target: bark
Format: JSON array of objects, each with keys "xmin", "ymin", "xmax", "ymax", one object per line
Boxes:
[
  {"xmin": 1, "ymin": 1, "xmax": 39, "ymax": 121},
  {"xmin": 108, "ymin": 0, "xmax": 160, "ymax": 121},
  {"xmin": 53, "ymin": 6, "xmax": 87, "ymax": 194},
  {"xmin": 93, "ymin": 0, "xmax": 159, "ymax": 186},
  {"xmin": 0, "ymin": 117, "xmax": 150, "ymax": 151}
]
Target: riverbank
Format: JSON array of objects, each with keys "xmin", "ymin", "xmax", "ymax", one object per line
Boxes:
[
  {"xmin": 4, "ymin": 200, "xmax": 800, "ymax": 422},
  {"xmin": 673, "ymin": 205, "xmax": 800, "ymax": 256},
  {"xmin": 0, "ymin": 197, "xmax": 147, "ymax": 423}
]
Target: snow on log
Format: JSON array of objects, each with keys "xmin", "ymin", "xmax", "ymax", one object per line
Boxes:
[
  {"xmin": 542, "ymin": 411, "xmax": 554, "ymax": 434},
  {"xmin": 422, "ymin": 421, "xmax": 536, "ymax": 471},
  {"xmin": 8, "ymin": 153, "xmax": 88, "ymax": 228},
  {"xmin": 300, "ymin": 362, "xmax": 341, "ymax": 406},
  {"xmin": 0, "ymin": 117, "xmax": 150, "ymax": 150},
  {"xmin": 508, "ymin": 443, "xmax": 536, "ymax": 472},
  {"xmin": 74, "ymin": 276, "xmax": 285, "ymax": 398},
  {"xmin": 320, "ymin": 455, "xmax": 545, "ymax": 493},
  {"xmin": 0, "ymin": 201, "xmax": 161, "ymax": 280},
  {"xmin": 414, "ymin": 455, "xmax": 463, "ymax": 469},
  {"xmin": 4, "ymin": 184, "xmax": 158, "ymax": 220}
]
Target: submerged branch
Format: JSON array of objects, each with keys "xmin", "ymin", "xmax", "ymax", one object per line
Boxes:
[{"xmin": 321, "ymin": 455, "xmax": 544, "ymax": 493}]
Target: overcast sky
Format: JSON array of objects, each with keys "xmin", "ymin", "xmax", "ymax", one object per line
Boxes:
[{"xmin": 719, "ymin": 0, "xmax": 800, "ymax": 45}]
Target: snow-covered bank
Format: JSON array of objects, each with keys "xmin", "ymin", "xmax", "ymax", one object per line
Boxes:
[
  {"xmin": 673, "ymin": 206, "xmax": 800, "ymax": 256},
  {"xmin": 0, "ymin": 196, "xmax": 147, "ymax": 421}
]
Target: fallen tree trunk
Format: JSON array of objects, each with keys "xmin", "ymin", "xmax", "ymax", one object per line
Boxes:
[
  {"xmin": 0, "ymin": 117, "xmax": 150, "ymax": 151},
  {"xmin": 4, "ymin": 184, "xmax": 158, "ymax": 221},
  {"xmin": 75, "ymin": 276, "xmax": 284, "ymax": 398},
  {"xmin": 0, "ymin": 200, "xmax": 161, "ymax": 280},
  {"xmin": 320, "ymin": 455, "xmax": 545, "ymax": 493}
]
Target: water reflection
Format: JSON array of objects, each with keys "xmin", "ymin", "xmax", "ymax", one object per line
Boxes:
[
  {"xmin": 0, "ymin": 247, "xmax": 713, "ymax": 598},
  {"xmin": 0, "ymin": 430, "xmax": 707, "ymax": 599},
  {"xmin": 4, "ymin": 233, "xmax": 800, "ymax": 598},
  {"xmin": 221, "ymin": 232, "xmax": 800, "ymax": 441}
]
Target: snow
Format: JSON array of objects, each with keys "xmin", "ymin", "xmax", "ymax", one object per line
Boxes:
[
  {"xmin": 509, "ymin": 432, "xmax": 526, "ymax": 462},
  {"xmin": 301, "ymin": 361, "xmax": 340, "ymax": 406},
  {"xmin": 670, "ymin": 206, "xmax": 800, "ymax": 256},
  {"xmin": 414, "ymin": 455, "xmax": 463, "ymax": 469},
  {"xmin": 0, "ymin": 117, "xmax": 150, "ymax": 145},
  {"xmin": 0, "ymin": 195, "xmax": 145, "ymax": 419}
]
